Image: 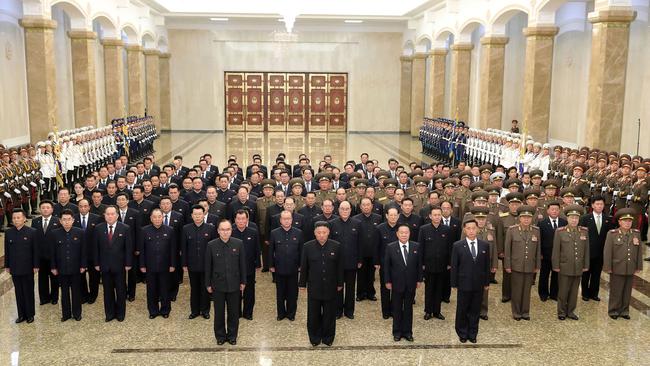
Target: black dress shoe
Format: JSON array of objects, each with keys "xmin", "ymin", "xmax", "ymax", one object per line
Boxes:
[
  {"xmin": 171, "ymin": 296, "xmax": 177, "ymax": 302},
  {"xmin": 480, "ymin": 315, "xmax": 488, "ymax": 320},
  {"xmin": 383, "ymin": 315, "xmax": 390, "ymax": 320},
  {"xmin": 540, "ymin": 296, "xmax": 548, "ymax": 302},
  {"xmin": 514, "ymin": 317, "xmax": 521, "ymax": 321},
  {"xmin": 261, "ymin": 268, "xmax": 269, "ymax": 272},
  {"xmin": 202, "ymin": 313, "xmax": 210, "ymax": 319},
  {"xmin": 549, "ymin": 296, "xmax": 557, "ymax": 301},
  {"xmin": 105, "ymin": 317, "xmax": 114, "ymax": 322},
  {"xmin": 40, "ymin": 301, "xmax": 49, "ymax": 306},
  {"xmin": 609, "ymin": 314, "xmax": 618, "ymax": 320},
  {"xmin": 26, "ymin": 317, "xmax": 34, "ymax": 323},
  {"xmin": 162, "ymin": 314, "xmax": 169, "ymax": 319},
  {"xmin": 74, "ymin": 316, "xmax": 82, "ymax": 321},
  {"xmin": 621, "ymin": 315, "xmax": 630, "ymax": 320},
  {"xmin": 127, "ymin": 297, "xmax": 135, "ymax": 302},
  {"xmin": 644, "ymin": 257, "xmax": 650, "ymax": 261},
  {"xmin": 116, "ymin": 317, "xmax": 124, "ymax": 322},
  {"xmin": 336, "ymin": 315, "xmax": 342, "ymax": 319},
  {"xmin": 567, "ymin": 314, "xmax": 579, "ymax": 320},
  {"xmin": 345, "ymin": 314, "xmax": 354, "ymax": 320},
  {"xmin": 501, "ymin": 298, "xmax": 510, "ymax": 303},
  {"xmin": 149, "ymin": 314, "xmax": 157, "ymax": 319},
  {"xmin": 490, "ymin": 279, "xmax": 498, "ymax": 284},
  {"xmin": 591, "ymin": 296, "xmax": 601, "ymax": 302},
  {"xmin": 189, "ymin": 314, "xmax": 198, "ymax": 319},
  {"xmin": 558, "ymin": 316, "xmax": 565, "ymax": 320},
  {"xmin": 368, "ymin": 295, "xmax": 377, "ymax": 301},
  {"xmin": 243, "ymin": 315, "xmax": 253, "ymax": 320},
  {"xmin": 393, "ymin": 336, "xmax": 401, "ymax": 342},
  {"xmin": 459, "ymin": 338, "xmax": 467, "ymax": 343},
  {"xmin": 323, "ymin": 341, "xmax": 332, "ymax": 347},
  {"xmin": 404, "ymin": 336, "xmax": 414, "ymax": 342},
  {"xmin": 287, "ymin": 316, "xmax": 295, "ymax": 321},
  {"xmin": 469, "ymin": 338, "xmax": 477, "ymax": 344},
  {"xmin": 51, "ymin": 299, "xmax": 58, "ymax": 305},
  {"xmin": 277, "ymin": 316, "xmax": 285, "ymax": 321},
  {"xmin": 423, "ymin": 313, "xmax": 432, "ymax": 320},
  {"xmin": 311, "ymin": 342, "xmax": 320, "ymax": 347},
  {"xmin": 356, "ymin": 296, "xmax": 365, "ymax": 302},
  {"xmin": 217, "ymin": 340, "xmax": 226, "ymax": 345},
  {"xmin": 228, "ymin": 339, "xmax": 237, "ymax": 345},
  {"xmin": 87, "ymin": 298, "xmax": 96, "ymax": 305},
  {"xmin": 434, "ymin": 313, "xmax": 445, "ymax": 320},
  {"xmin": 582, "ymin": 296, "xmax": 590, "ymax": 302},
  {"xmin": 522, "ymin": 316, "xmax": 530, "ymax": 321},
  {"xmin": 61, "ymin": 317, "xmax": 70, "ymax": 322},
  {"xmin": 442, "ymin": 298, "xmax": 450, "ymax": 303},
  {"xmin": 15, "ymin": 317, "xmax": 25, "ymax": 324}
]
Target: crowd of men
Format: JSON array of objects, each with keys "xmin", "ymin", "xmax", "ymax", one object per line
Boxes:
[{"xmin": 3, "ymin": 121, "xmax": 649, "ymax": 346}]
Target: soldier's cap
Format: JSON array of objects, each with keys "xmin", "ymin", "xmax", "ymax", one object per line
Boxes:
[
  {"xmin": 316, "ymin": 173, "xmax": 333, "ymax": 182},
  {"xmin": 597, "ymin": 154, "xmax": 608, "ymax": 163},
  {"xmin": 1, "ymin": 151, "xmax": 8, "ymax": 157},
  {"xmin": 620, "ymin": 154, "xmax": 631, "ymax": 161},
  {"xmin": 459, "ymin": 172, "xmax": 472, "ymax": 180},
  {"xmin": 289, "ymin": 178, "xmax": 304, "ymax": 188},
  {"xmin": 376, "ymin": 170, "xmax": 391, "ymax": 180},
  {"xmin": 528, "ymin": 169, "xmax": 543, "ymax": 179},
  {"xmin": 506, "ymin": 192, "xmax": 524, "ymax": 203},
  {"xmin": 563, "ymin": 204, "xmax": 584, "ymax": 217},
  {"xmin": 489, "ymin": 172, "xmax": 506, "ymax": 182},
  {"xmin": 355, "ymin": 179, "xmax": 369, "ymax": 188},
  {"xmin": 553, "ymin": 145, "xmax": 562, "ymax": 152},
  {"xmin": 432, "ymin": 174, "xmax": 445, "ymax": 183},
  {"xmin": 633, "ymin": 155, "xmax": 643, "ymax": 162},
  {"xmin": 587, "ymin": 153, "xmax": 597, "ymax": 160},
  {"xmin": 559, "ymin": 187, "xmax": 576, "ymax": 198},
  {"xmin": 636, "ymin": 164, "xmax": 648, "ymax": 172},
  {"xmin": 384, "ymin": 178, "xmax": 398, "ymax": 188},
  {"xmin": 261, "ymin": 179, "xmax": 276, "ymax": 189},
  {"xmin": 36, "ymin": 141, "xmax": 45, "ymax": 147},
  {"xmin": 449, "ymin": 168, "xmax": 461, "ymax": 177},
  {"xmin": 471, "ymin": 191, "xmax": 489, "ymax": 202},
  {"xmin": 615, "ymin": 208, "xmax": 635, "ymax": 221},
  {"xmin": 516, "ymin": 205, "xmax": 535, "ymax": 217},
  {"xmin": 542, "ymin": 143, "xmax": 550, "ymax": 149},
  {"xmin": 348, "ymin": 172, "xmax": 362, "ymax": 180},
  {"xmin": 504, "ymin": 178, "xmax": 521, "ymax": 189},
  {"xmin": 572, "ymin": 163, "xmax": 586, "ymax": 172},
  {"xmin": 533, "ymin": 142, "xmax": 542, "ymax": 148},
  {"xmin": 409, "ymin": 171, "xmax": 423, "ymax": 179},
  {"xmin": 470, "ymin": 206, "xmax": 490, "ymax": 218},
  {"xmin": 542, "ymin": 179, "xmax": 560, "ymax": 189},
  {"xmin": 479, "ymin": 164, "xmax": 492, "ymax": 174},
  {"xmin": 442, "ymin": 178, "xmax": 456, "ymax": 188},
  {"xmin": 621, "ymin": 160, "xmax": 633, "ymax": 169},
  {"xmin": 570, "ymin": 150, "xmax": 578, "ymax": 156},
  {"xmin": 484, "ymin": 185, "xmax": 501, "ymax": 195},
  {"xmin": 524, "ymin": 188, "xmax": 541, "ymax": 200},
  {"xmin": 414, "ymin": 177, "xmax": 429, "ymax": 186},
  {"xmin": 469, "ymin": 181, "xmax": 484, "ymax": 191}
]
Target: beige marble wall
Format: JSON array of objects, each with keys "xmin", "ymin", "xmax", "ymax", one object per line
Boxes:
[
  {"xmin": 450, "ymin": 43, "xmax": 473, "ymax": 122},
  {"xmin": 0, "ymin": 20, "xmax": 30, "ymax": 145},
  {"xmin": 144, "ymin": 49, "xmax": 161, "ymax": 131},
  {"xmin": 478, "ymin": 36, "xmax": 508, "ymax": 130},
  {"xmin": 427, "ymin": 49, "xmax": 447, "ymax": 118},
  {"xmin": 20, "ymin": 17, "xmax": 58, "ymax": 141},
  {"xmin": 68, "ymin": 30, "xmax": 97, "ymax": 127},
  {"xmin": 159, "ymin": 53, "xmax": 171, "ymax": 131},
  {"xmin": 126, "ymin": 45, "xmax": 144, "ymax": 117},
  {"xmin": 584, "ymin": 8, "xmax": 636, "ymax": 151},
  {"xmin": 521, "ymin": 26, "xmax": 558, "ymax": 142},
  {"xmin": 102, "ymin": 38, "xmax": 125, "ymax": 122},
  {"xmin": 399, "ymin": 56, "xmax": 412, "ymax": 133},
  {"xmin": 410, "ymin": 53, "xmax": 427, "ymax": 137}
]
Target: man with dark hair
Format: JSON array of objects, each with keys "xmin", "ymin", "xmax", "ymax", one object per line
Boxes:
[
  {"xmin": 269, "ymin": 210, "xmax": 304, "ymax": 321},
  {"xmin": 228, "ymin": 186, "xmax": 257, "ymax": 222},
  {"xmin": 231, "ymin": 209, "xmax": 261, "ymax": 320},
  {"xmin": 32, "ymin": 199, "xmax": 61, "ymax": 305},
  {"xmin": 5, "ymin": 209, "xmax": 39, "ymax": 323},
  {"xmin": 74, "ymin": 198, "xmax": 102, "ymax": 304},
  {"xmin": 538, "ymin": 201, "xmax": 567, "ymax": 301},
  {"xmin": 419, "ymin": 205, "xmax": 452, "ymax": 320},
  {"xmin": 329, "ymin": 201, "xmax": 361, "ymax": 319},
  {"xmin": 115, "ymin": 192, "xmax": 142, "ymax": 301},
  {"xmin": 580, "ymin": 195, "xmax": 615, "ymax": 301},
  {"xmin": 353, "ymin": 197, "xmax": 382, "ymax": 302}
]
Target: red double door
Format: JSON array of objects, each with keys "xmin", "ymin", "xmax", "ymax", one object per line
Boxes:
[{"xmin": 225, "ymin": 72, "xmax": 347, "ymax": 132}]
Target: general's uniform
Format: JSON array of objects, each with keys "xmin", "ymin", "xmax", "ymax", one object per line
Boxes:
[
  {"xmin": 268, "ymin": 226, "xmax": 303, "ymax": 319},
  {"xmin": 504, "ymin": 221, "xmax": 541, "ymax": 320},
  {"xmin": 603, "ymin": 227, "xmax": 643, "ymax": 318},
  {"xmin": 51, "ymin": 227, "xmax": 87, "ymax": 320},
  {"xmin": 139, "ymin": 224, "xmax": 176, "ymax": 317},
  {"xmin": 181, "ymin": 222, "xmax": 217, "ymax": 317},
  {"xmin": 4, "ymin": 225, "xmax": 39, "ymax": 321}
]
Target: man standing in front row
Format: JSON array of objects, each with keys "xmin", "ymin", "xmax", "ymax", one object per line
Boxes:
[
  {"xmin": 384, "ymin": 224, "xmax": 423, "ymax": 342},
  {"xmin": 299, "ymin": 221, "xmax": 344, "ymax": 347},
  {"xmin": 451, "ymin": 217, "xmax": 491, "ymax": 343},
  {"xmin": 205, "ymin": 220, "xmax": 247, "ymax": 345}
]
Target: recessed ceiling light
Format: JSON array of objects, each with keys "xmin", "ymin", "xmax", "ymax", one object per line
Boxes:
[
  {"xmin": 344, "ymin": 20, "xmax": 363, "ymax": 23},
  {"xmin": 210, "ymin": 17, "xmax": 229, "ymax": 21}
]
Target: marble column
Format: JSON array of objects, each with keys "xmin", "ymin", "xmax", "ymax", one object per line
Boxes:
[
  {"xmin": 478, "ymin": 36, "xmax": 508, "ymax": 130},
  {"xmin": 68, "ymin": 30, "xmax": 97, "ymax": 127},
  {"xmin": 159, "ymin": 52, "xmax": 171, "ymax": 131},
  {"xmin": 450, "ymin": 43, "xmax": 473, "ymax": 122},
  {"xmin": 427, "ymin": 48, "xmax": 447, "ymax": 118},
  {"xmin": 20, "ymin": 17, "xmax": 58, "ymax": 141},
  {"xmin": 521, "ymin": 26, "xmax": 558, "ymax": 141},
  {"xmin": 102, "ymin": 38, "xmax": 125, "ymax": 123},
  {"xmin": 126, "ymin": 45, "xmax": 144, "ymax": 117},
  {"xmin": 144, "ymin": 49, "xmax": 161, "ymax": 131},
  {"xmin": 399, "ymin": 56, "xmax": 413, "ymax": 133},
  {"xmin": 585, "ymin": 8, "xmax": 636, "ymax": 151},
  {"xmin": 410, "ymin": 53, "xmax": 427, "ymax": 137}
]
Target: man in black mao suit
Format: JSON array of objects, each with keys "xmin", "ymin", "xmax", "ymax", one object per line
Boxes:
[
  {"xmin": 231, "ymin": 209, "xmax": 261, "ymax": 320},
  {"xmin": 299, "ymin": 221, "xmax": 344, "ymax": 347},
  {"xmin": 451, "ymin": 218, "xmax": 491, "ymax": 343},
  {"xmin": 538, "ymin": 202, "xmax": 566, "ymax": 301},
  {"xmin": 384, "ymin": 224, "xmax": 423, "ymax": 342},
  {"xmin": 580, "ymin": 195, "xmax": 616, "ymax": 301},
  {"xmin": 31, "ymin": 200, "xmax": 61, "ymax": 305},
  {"xmin": 74, "ymin": 199, "xmax": 102, "ymax": 304},
  {"xmin": 94, "ymin": 206, "xmax": 134, "ymax": 322},
  {"xmin": 205, "ymin": 220, "xmax": 247, "ymax": 345},
  {"xmin": 4, "ymin": 209, "xmax": 39, "ymax": 323}
]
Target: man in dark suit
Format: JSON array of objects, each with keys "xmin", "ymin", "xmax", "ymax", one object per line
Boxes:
[
  {"xmin": 299, "ymin": 221, "xmax": 344, "ymax": 347},
  {"xmin": 53, "ymin": 188, "xmax": 79, "ymax": 217},
  {"xmin": 216, "ymin": 175, "xmax": 237, "ymax": 205},
  {"xmin": 329, "ymin": 201, "xmax": 361, "ymax": 319},
  {"xmin": 94, "ymin": 206, "xmax": 134, "ymax": 322},
  {"xmin": 269, "ymin": 210, "xmax": 304, "ymax": 321},
  {"xmin": 139, "ymin": 209, "xmax": 176, "ymax": 319},
  {"xmin": 538, "ymin": 201, "xmax": 566, "ymax": 301},
  {"xmin": 203, "ymin": 153, "xmax": 219, "ymax": 176},
  {"xmin": 4, "ymin": 209, "xmax": 39, "ymax": 323},
  {"xmin": 228, "ymin": 186, "xmax": 257, "ymax": 222},
  {"xmin": 31, "ymin": 200, "xmax": 61, "ymax": 305},
  {"xmin": 384, "ymin": 224, "xmax": 423, "ymax": 342},
  {"xmin": 51, "ymin": 210, "xmax": 87, "ymax": 321},
  {"xmin": 231, "ymin": 209, "xmax": 261, "ymax": 320},
  {"xmin": 440, "ymin": 200, "xmax": 461, "ymax": 303},
  {"xmin": 115, "ymin": 192, "xmax": 142, "ymax": 301},
  {"xmin": 451, "ymin": 218, "xmax": 491, "ymax": 343},
  {"xmin": 580, "ymin": 195, "xmax": 616, "ymax": 301},
  {"xmin": 352, "ymin": 197, "xmax": 382, "ymax": 302},
  {"xmin": 159, "ymin": 196, "xmax": 185, "ymax": 301},
  {"xmin": 205, "ymin": 220, "xmax": 247, "ymax": 345},
  {"xmin": 74, "ymin": 198, "xmax": 102, "ymax": 304}
]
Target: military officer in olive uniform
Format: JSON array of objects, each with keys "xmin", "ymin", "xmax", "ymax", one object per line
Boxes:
[
  {"xmin": 257, "ymin": 179, "xmax": 276, "ymax": 272},
  {"xmin": 603, "ymin": 209, "xmax": 644, "ymax": 319},
  {"xmin": 504, "ymin": 205, "xmax": 541, "ymax": 320},
  {"xmin": 552, "ymin": 205, "xmax": 589, "ymax": 320},
  {"xmin": 499, "ymin": 192, "xmax": 524, "ymax": 302}
]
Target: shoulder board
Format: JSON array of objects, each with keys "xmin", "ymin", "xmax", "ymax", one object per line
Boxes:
[
  {"xmin": 531, "ymin": 225, "xmax": 539, "ymax": 229},
  {"xmin": 378, "ymin": 197, "xmax": 388, "ymax": 202},
  {"xmin": 499, "ymin": 212, "xmax": 510, "ymax": 218},
  {"xmin": 508, "ymin": 224, "xmax": 518, "ymax": 229},
  {"xmin": 579, "ymin": 226, "xmax": 588, "ymax": 231},
  {"xmin": 633, "ymin": 229, "xmax": 640, "ymax": 232},
  {"xmin": 609, "ymin": 229, "xmax": 617, "ymax": 233},
  {"xmin": 557, "ymin": 226, "xmax": 567, "ymax": 231}
]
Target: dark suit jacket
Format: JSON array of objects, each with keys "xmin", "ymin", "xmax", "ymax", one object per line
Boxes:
[
  {"xmin": 539, "ymin": 216, "xmax": 567, "ymax": 258},
  {"xmin": 117, "ymin": 207, "xmax": 142, "ymax": 248},
  {"xmin": 383, "ymin": 241, "xmax": 423, "ymax": 293},
  {"xmin": 580, "ymin": 212, "xmax": 616, "ymax": 259},
  {"xmin": 205, "ymin": 237, "xmax": 247, "ymax": 293},
  {"xmin": 94, "ymin": 222, "xmax": 134, "ymax": 273},
  {"xmin": 31, "ymin": 216, "xmax": 61, "ymax": 260},
  {"xmin": 73, "ymin": 213, "xmax": 102, "ymax": 263},
  {"xmin": 450, "ymin": 239, "xmax": 491, "ymax": 291}
]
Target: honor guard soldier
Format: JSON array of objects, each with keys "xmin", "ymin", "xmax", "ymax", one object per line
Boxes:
[
  {"xmin": 504, "ymin": 205, "xmax": 541, "ymax": 320},
  {"xmin": 603, "ymin": 209, "xmax": 643, "ymax": 319},
  {"xmin": 552, "ymin": 205, "xmax": 589, "ymax": 320}
]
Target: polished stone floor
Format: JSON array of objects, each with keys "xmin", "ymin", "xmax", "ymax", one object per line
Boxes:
[{"xmin": 1, "ymin": 131, "xmax": 650, "ymax": 365}]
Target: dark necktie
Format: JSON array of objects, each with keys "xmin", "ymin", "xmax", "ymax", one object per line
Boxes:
[
  {"xmin": 402, "ymin": 244, "xmax": 408, "ymax": 266},
  {"xmin": 81, "ymin": 215, "xmax": 87, "ymax": 230},
  {"xmin": 43, "ymin": 218, "xmax": 49, "ymax": 233},
  {"xmin": 470, "ymin": 241, "xmax": 476, "ymax": 260},
  {"xmin": 108, "ymin": 225, "xmax": 113, "ymax": 241},
  {"xmin": 552, "ymin": 219, "xmax": 557, "ymax": 230},
  {"xmin": 164, "ymin": 214, "xmax": 169, "ymax": 226}
]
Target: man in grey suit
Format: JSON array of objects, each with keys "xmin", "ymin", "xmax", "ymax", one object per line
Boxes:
[{"xmin": 205, "ymin": 219, "xmax": 247, "ymax": 345}]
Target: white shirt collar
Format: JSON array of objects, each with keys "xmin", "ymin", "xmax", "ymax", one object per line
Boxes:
[
  {"xmin": 398, "ymin": 241, "xmax": 409, "ymax": 249},
  {"xmin": 466, "ymin": 238, "xmax": 477, "ymax": 246}
]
